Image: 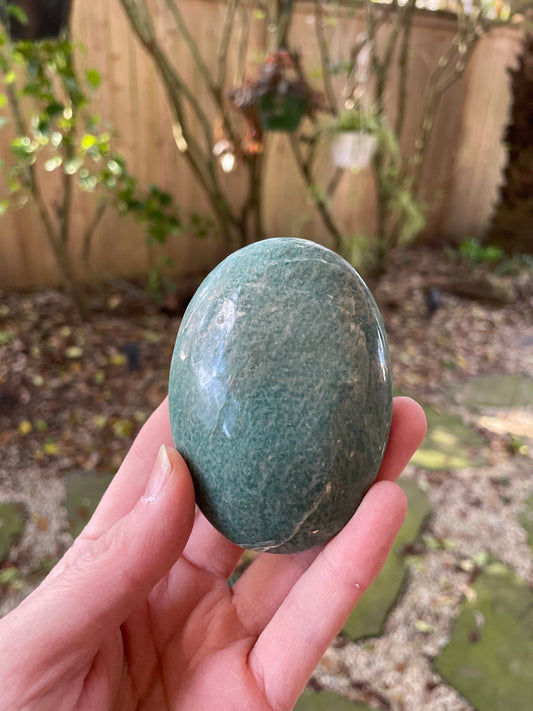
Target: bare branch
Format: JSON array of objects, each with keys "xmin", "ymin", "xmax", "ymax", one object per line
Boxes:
[
  {"xmin": 163, "ymin": 0, "xmax": 219, "ymax": 95},
  {"xmin": 395, "ymin": 0, "xmax": 417, "ymax": 139},
  {"xmin": 289, "ymin": 134, "xmax": 343, "ymax": 251},
  {"xmin": 217, "ymin": 0, "xmax": 240, "ymax": 87},
  {"xmin": 82, "ymin": 200, "xmax": 108, "ymax": 268},
  {"xmin": 314, "ymin": 0, "xmax": 337, "ymax": 113}
]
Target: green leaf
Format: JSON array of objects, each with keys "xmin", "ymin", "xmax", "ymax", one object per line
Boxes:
[
  {"xmin": 65, "ymin": 346, "xmax": 83, "ymax": 359},
  {"xmin": 107, "ymin": 159, "xmax": 122, "ymax": 176},
  {"xmin": 45, "ymin": 102, "xmax": 65, "ymax": 119},
  {"xmin": 10, "ymin": 136, "xmax": 34, "ymax": 159},
  {"xmin": 0, "ymin": 567, "xmax": 19, "ymax": 586},
  {"xmin": 8, "ymin": 5, "xmax": 28, "ymax": 25},
  {"xmin": 64, "ymin": 157, "xmax": 83, "ymax": 175},
  {"xmin": 78, "ymin": 173, "xmax": 97, "ymax": 192},
  {"xmin": 80, "ymin": 133, "xmax": 97, "ymax": 151},
  {"xmin": 44, "ymin": 156, "xmax": 63, "ymax": 172},
  {"xmin": 85, "ymin": 68, "xmax": 101, "ymax": 90}
]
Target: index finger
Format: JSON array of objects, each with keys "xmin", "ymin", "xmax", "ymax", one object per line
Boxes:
[{"xmin": 249, "ymin": 480, "xmax": 407, "ymax": 711}]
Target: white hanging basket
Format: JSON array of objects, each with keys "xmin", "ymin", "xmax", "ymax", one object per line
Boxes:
[{"xmin": 330, "ymin": 131, "xmax": 378, "ymax": 170}]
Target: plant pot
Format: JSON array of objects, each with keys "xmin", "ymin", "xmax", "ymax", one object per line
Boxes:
[
  {"xmin": 330, "ymin": 131, "xmax": 378, "ymax": 170},
  {"xmin": 257, "ymin": 93, "xmax": 309, "ymax": 133}
]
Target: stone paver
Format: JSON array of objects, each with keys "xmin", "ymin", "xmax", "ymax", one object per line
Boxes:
[
  {"xmin": 342, "ymin": 479, "xmax": 431, "ymax": 641},
  {"xmin": 64, "ymin": 472, "xmax": 114, "ymax": 539},
  {"xmin": 454, "ymin": 375, "xmax": 533, "ymax": 411},
  {"xmin": 410, "ymin": 405, "xmax": 488, "ymax": 470},
  {"xmin": 0, "ymin": 502, "xmax": 26, "ymax": 562},
  {"xmin": 434, "ymin": 561, "xmax": 533, "ymax": 711}
]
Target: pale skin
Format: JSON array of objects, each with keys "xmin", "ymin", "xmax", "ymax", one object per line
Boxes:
[{"xmin": 0, "ymin": 396, "xmax": 426, "ymax": 711}]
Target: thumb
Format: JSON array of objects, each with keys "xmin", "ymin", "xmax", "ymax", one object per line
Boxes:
[{"xmin": 22, "ymin": 446, "xmax": 195, "ymax": 649}]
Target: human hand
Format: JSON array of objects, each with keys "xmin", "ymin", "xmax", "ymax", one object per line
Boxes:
[{"xmin": 0, "ymin": 396, "xmax": 426, "ymax": 711}]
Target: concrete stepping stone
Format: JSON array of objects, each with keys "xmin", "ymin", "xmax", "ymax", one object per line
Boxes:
[
  {"xmin": 0, "ymin": 502, "xmax": 27, "ymax": 562},
  {"xmin": 454, "ymin": 375, "xmax": 533, "ymax": 411},
  {"xmin": 64, "ymin": 472, "xmax": 114, "ymax": 539},
  {"xmin": 295, "ymin": 689, "xmax": 375, "ymax": 710},
  {"xmin": 434, "ymin": 561, "xmax": 533, "ymax": 711},
  {"xmin": 478, "ymin": 410, "xmax": 533, "ymax": 440},
  {"xmin": 410, "ymin": 405, "xmax": 488, "ymax": 470},
  {"xmin": 342, "ymin": 480, "xmax": 431, "ymax": 641}
]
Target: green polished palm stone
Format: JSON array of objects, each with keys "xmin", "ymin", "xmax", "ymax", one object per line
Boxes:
[{"xmin": 168, "ymin": 238, "xmax": 392, "ymax": 553}]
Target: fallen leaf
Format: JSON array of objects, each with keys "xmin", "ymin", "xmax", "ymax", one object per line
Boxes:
[
  {"xmin": 18, "ymin": 419, "xmax": 32, "ymax": 435},
  {"xmin": 65, "ymin": 346, "xmax": 83, "ymax": 359}
]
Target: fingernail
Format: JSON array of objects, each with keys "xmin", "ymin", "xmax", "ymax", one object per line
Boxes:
[{"xmin": 142, "ymin": 445, "xmax": 172, "ymax": 503}]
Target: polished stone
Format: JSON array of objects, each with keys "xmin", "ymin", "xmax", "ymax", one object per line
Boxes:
[{"xmin": 168, "ymin": 238, "xmax": 392, "ymax": 553}]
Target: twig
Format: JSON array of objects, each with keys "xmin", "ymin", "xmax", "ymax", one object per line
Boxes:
[
  {"xmin": 314, "ymin": 0, "xmax": 337, "ymax": 113},
  {"xmin": 289, "ymin": 134, "xmax": 343, "ymax": 251},
  {"xmin": 235, "ymin": 3, "xmax": 251, "ymax": 87},
  {"xmin": 121, "ymin": 0, "xmax": 240, "ymax": 201},
  {"xmin": 163, "ymin": 0, "xmax": 219, "ymax": 97},
  {"xmin": 217, "ymin": 0, "xmax": 239, "ymax": 88},
  {"xmin": 411, "ymin": 7, "xmax": 484, "ymax": 193},
  {"xmin": 276, "ymin": 0, "xmax": 294, "ymax": 48},
  {"xmin": 395, "ymin": 0, "xmax": 417, "ymax": 139},
  {"xmin": 82, "ymin": 200, "xmax": 108, "ymax": 268}
]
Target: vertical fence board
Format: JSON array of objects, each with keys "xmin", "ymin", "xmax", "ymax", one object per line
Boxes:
[{"xmin": 442, "ymin": 28, "xmax": 523, "ymax": 240}]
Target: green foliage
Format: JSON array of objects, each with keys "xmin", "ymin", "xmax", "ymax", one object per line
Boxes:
[
  {"xmin": 496, "ymin": 252, "xmax": 533, "ymax": 276},
  {"xmin": 6, "ymin": 4, "xmax": 28, "ymax": 26},
  {"xmin": 0, "ymin": 28, "xmax": 184, "ymax": 243},
  {"xmin": 458, "ymin": 237, "xmax": 505, "ymax": 265},
  {"xmin": 146, "ymin": 256, "xmax": 177, "ymax": 304},
  {"xmin": 0, "ymin": 12, "xmax": 193, "ymax": 312},
  {"xmin": 375, "ymin": 123, "xmax": 426, "ymax": 243},
  {"xmin": 322, "ymin": 107, "xmax": 380, "ymax": 134}
]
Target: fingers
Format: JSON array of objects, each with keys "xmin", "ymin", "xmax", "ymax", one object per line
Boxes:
[
  {"xmin": 84, "ymin": 396, "xmax": 247, "ymax": 583},
  {"xmin": 231, "ymin": 547, "xmax": 321, "ymax": 636},
  {"xmin": 377, "ymin": 396, "xmax": 427, "ymax": 482},
  {"xmin": 181, "ymin": 509, "xmax": 244, "ymax": 579},
  {"xmin": 83, "ymin": 398, "xmax": 174, "ymax": 537},
  {"xmin": 249, "ymin": 480, "xmax": 407, "ymax": 711},
  {"xmin": 232, "ymin": 396, "xmax": 425, "ymax": 635},
  {"xmin": 21, "ymin": 447, "xmax": 196, "ymax": 653}
]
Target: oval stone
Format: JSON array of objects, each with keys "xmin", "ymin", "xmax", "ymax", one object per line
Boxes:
[{"xmin": 168, "ymin": 238, "xmax": 392, "ymax": 554}]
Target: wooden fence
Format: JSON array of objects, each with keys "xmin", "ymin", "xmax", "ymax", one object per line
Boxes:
[{"xmin": 0, "ymin": 0, "xmax": 524, "ymax": 288}]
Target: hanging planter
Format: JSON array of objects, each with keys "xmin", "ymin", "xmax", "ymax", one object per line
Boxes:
[
  {"xmin": 228, "ymin": 50, "xmax": 321, "ymax": 137},
  {"xmin": 325, "ymin": 109, "xmax": 379, "ymax": 170},
  {"xmin": 2, "ymin": 0, "xmax": 72, "ymax": 41},
  {"xmin": 331, "ymin": 132, "xmax": 378, "ymax": 170},
  {"xmin": 256, "ymin": 91, "xmax": 309, "ymax": 133}
]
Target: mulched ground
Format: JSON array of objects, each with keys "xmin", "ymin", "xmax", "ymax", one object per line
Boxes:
[{"xmin": 1, "ymin": 246, "xmax": 530, "ymax": 479}]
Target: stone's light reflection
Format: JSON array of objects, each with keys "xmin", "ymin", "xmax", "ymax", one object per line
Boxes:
[{"xmin": 194, "ymin": 295, "xmax": 239, "ymax": 430}]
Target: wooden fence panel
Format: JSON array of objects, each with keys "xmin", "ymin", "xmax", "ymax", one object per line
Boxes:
[{"xmin": 0, "ymin": 1, "xmax": 523, "ymax": 288}]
